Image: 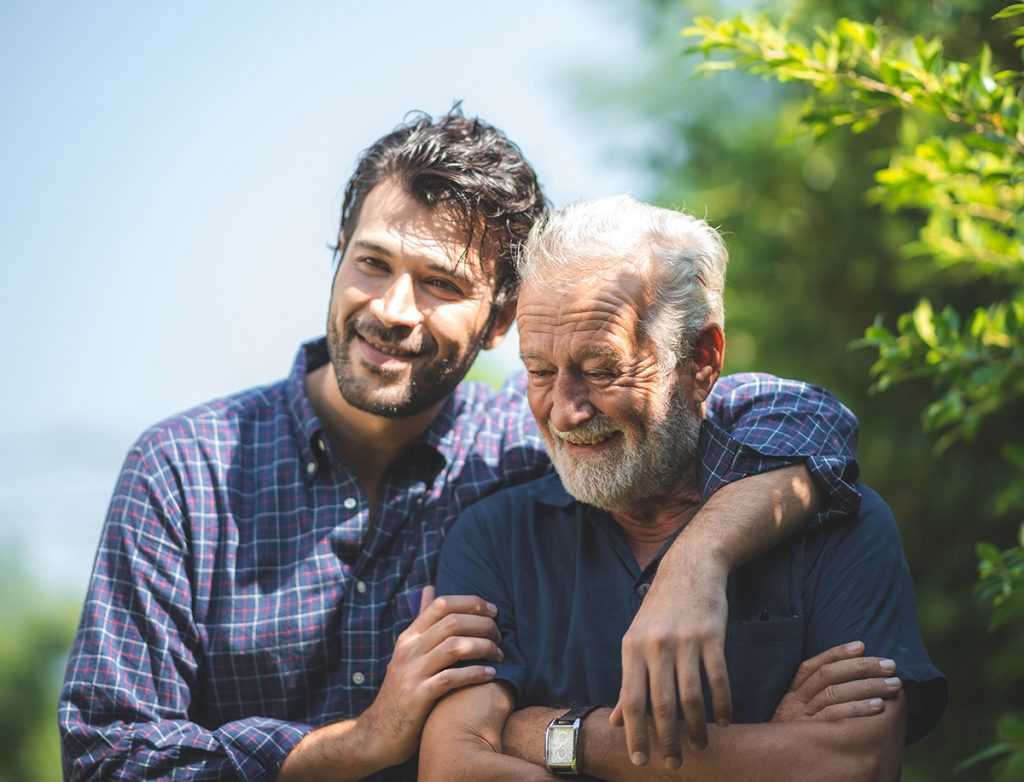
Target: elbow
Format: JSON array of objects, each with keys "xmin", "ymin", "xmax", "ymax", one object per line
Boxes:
[{"xmin": 837, "ymin": 699, "xmax": 907, "ymax": 782}]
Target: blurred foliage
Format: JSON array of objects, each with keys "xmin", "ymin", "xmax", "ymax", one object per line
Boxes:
[
  {"xmin": 0, "ymin": 548, "xmax": 79, "ymax": 782},
  {"xmin": 577, "ymin": 0, "xmax": 1024, "ymax": 778}
]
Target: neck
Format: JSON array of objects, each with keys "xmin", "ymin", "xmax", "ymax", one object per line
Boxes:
[
  {"xmin": 609, "ymin": 463, "xmax": 704, "ymax": 571},
  {"xmin": 305, "ymin": 363, "xmax": 443, "ymax": 489}
]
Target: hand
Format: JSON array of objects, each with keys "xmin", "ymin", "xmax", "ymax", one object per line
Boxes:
[
  {"xmin": 772, "ymin": 640, "xmax": 902, "ymax": 722},
  {"xmin": 609, "ymin": 555, "xmax": 730, "ymax": 769},
  {"xmin": 358, "ymin": 587, "xmax": 503, "ymax": 765}
]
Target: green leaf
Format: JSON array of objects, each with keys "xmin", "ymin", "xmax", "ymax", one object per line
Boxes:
[
  {"xmin": 993, "ymin": 4, "xmax": 1024, "ymax": 20},
  {"xmin": 954, "ymin": 741, "xmax": 1016, "ymax": 773},
  {"xmin": 977, "ymin": 542, "xmax": 1004, "ymax": 567},
  {"xmin": 913, "ymin": 300, "xmax": 938, "ymax": 346}
]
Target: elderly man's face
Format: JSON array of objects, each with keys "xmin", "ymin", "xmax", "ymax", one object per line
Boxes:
[{"xmin": 517, "ymin": 272, "xmax": 702, "ymax": 510}]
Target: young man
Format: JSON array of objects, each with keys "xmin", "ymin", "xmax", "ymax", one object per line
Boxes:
[
  {"xmin": 421, "ymin": 196, "xmax": 946, "ymax": 781},
  {"xmin": 60, "ymin": 113, "xmax": 860, "ymax": 781}
]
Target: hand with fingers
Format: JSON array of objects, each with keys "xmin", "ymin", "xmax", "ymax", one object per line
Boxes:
[
  {"xmin": 609, "ymin": 561, "xmax": 730, "ymax": 771},
  {"xmin": 358, "ymin": 586, "xmax": 504, "ymax": 765},
  {"xmin": 772, "ymin": 640, "xmax": 903, "ymax": 723}
]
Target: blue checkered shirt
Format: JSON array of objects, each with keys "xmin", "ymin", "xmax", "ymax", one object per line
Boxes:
[{"xmin": 59, "ymin": 338, "xmax": 859, "ymax": 782}]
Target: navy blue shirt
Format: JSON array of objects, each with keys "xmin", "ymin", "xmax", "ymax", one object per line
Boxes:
[{"xmin": 436, "ymin": 473, "xmax": 947, "ymax": 745}]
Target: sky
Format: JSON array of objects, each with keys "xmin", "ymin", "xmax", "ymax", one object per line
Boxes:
[{"xmin": 0, "ymin": 1, "xmax": 649, "ymax": 596}]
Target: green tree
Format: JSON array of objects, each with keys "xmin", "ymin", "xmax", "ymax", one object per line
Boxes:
[
  {"xmin": 0, "ymin": 552, "xmax": 79, "ymax": 782},
  {"xmin": 575, "ymin": 0, "xmax": 1023, "ymax": 778}
]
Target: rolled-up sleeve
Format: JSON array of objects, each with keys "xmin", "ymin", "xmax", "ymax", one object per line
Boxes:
[
  {"xmin": 58, "ymin": 445, "xmax": 311, "ymax": 782},
  {"xmin": 700, "ymin": 373, "xmax": 861, "ymax": 526}
]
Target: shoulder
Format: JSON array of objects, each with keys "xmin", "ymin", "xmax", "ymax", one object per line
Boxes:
[
  {"xmin": 819, "ymin": 485, "xmax": 899, "ymax": 544},
  {"xmin": 446, "ymin": 473, "xmax": 568, "ymax": 543},
  {"xmin": 709, "ymin": 372, "xmax": 840, "ymax": 418},
  {"xmin": 802, "ymin": 484, "xmax": 905, "ymax": 581},
  {"xmin": 446, "ymin": 371, "xmax": 530, "ymax": 424},
  {"xmin": 129, "ymin": 379, "xmax": 288, "ymax": 466}
]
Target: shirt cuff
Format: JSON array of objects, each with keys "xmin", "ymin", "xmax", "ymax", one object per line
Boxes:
[
  {"xmin": 217, "ymin": 717, "xmax": 314, "ymax": 782},
  {"xmin": 698, "ymin": 419, "xmax": 862, "ymax": 528}
]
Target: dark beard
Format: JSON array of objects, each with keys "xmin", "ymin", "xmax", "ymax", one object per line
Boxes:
[{"xmin": 326, "ymin": 315, "xmax": 483, "ymax": 418}]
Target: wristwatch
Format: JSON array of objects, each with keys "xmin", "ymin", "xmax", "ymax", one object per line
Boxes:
[{"xmin": 545, "ymin": 705, "xmax": 598, "ymax": 776}]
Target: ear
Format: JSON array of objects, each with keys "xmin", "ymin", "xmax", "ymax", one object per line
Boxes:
[
  {"xmin": 688, "ymin": 324, "xmax": 725, "ymax": 403},
  {"xmin": 482, "ymin": 298, "xmax": 517, "ymax": 350}
]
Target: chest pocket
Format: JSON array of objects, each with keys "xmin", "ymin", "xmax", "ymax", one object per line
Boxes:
[{"xmin": 724, "ymin": 615, "xmax": 805, "ymax": 723}]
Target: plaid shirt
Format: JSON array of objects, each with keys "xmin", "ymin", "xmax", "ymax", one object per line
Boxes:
[{"xmin": 59, "ymin": 338, "xmax": 859, "ymax": 782}]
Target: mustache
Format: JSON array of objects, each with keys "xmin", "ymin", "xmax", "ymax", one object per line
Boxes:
[
  {"xmin": 346, "ymin": 318, "xmax": 435, "ymax": 356},
  {"xmin": 548, "ymin": 413, "xmax": 622, "ymax": 444}
]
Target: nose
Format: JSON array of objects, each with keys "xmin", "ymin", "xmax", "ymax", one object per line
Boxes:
[
  {"xmin": 550, "ymin": 372, "xmax": 594, "ymax": 431},
  {"xmin": 370, "ymin": 273, "xmax": 423, "ymax": 328}
]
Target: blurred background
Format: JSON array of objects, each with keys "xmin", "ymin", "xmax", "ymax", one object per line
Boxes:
[{"xmin": 1, "ymin": 1, "xmax": 1020, "ymax": 779}]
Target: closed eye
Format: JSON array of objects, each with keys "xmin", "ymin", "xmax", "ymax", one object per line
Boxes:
[
  {"xmin": 425, "ymin": 277, "xmax": 465, "ymax": 297},
  {"xmin": 358, "ymin": 256, "xmax": 390, "ymax": 274}
]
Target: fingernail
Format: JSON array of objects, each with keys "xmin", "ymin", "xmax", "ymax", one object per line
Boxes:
[
  {"xmin": 631, "ymin": 752, "xmax": 648, "ymax": 766},
  {"xmin": 879, "ymin": 659, "xmax": 896, "ymax": 673},
  {"xmin": 717, "ymin": 717, "xmax": 730, "ymax": 727},
  {"xmin": 496, "ymin": 649, "xmax": 504, "ymax": 661},
  {"xmin": 665, "ymin": 756, "xmax": 682, "ymax": 770},
  {"xmin": 845, "ymin": 641, "xmax": 863, "ymax": 653},
  {"xmin": 884, "ymin": 677, "xmax": 901, "ymax": 687},
  {"xmin": 486, "ymin": 602, "xmax": 498, "ymax": 615},
  {"xmin": 484, "ymin": 666, "xmax": 496, "ymax": 676},
  {"xmin": 868, "ymin": 698, "xmax": 883, "ymax": 709}
]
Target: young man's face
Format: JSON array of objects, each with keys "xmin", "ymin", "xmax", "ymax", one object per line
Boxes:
[{"xmin": 326, "ymin": 177, "xmax": 514, "ymax": 417}]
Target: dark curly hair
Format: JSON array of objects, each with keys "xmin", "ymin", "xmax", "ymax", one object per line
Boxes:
[{"xmin": 337, "ymin": 106, "xmax": 549, "ymax": 305}]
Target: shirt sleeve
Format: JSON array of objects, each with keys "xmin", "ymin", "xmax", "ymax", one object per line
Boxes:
[
  {"xmin": 801, "ymin": 486, "xmax": 948, "ymax": 745},
  {"xmin": 58, "ymin": 442, "xmax": 312, "ymax": 782},
  {"xmin": 434, "ymin": 501, "xmax": 530, "ymax": 702},
  {"xmin": 701, "ymin": 373, "xmax": 862, "ymax": 526}
]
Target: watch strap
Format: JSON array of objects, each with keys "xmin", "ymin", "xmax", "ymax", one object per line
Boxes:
[{"xmin": 552, "ymin": 704, "xmax": 599, "ymax": 725}]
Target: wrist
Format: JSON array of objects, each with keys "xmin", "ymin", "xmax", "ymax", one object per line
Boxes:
[
  {"xmin": 663, "ymin": 532, "xmax": 731, "ymax": 582},
  {"xmin": 545, "ymin": 705, "xmax": 602, "ymax": 775}
]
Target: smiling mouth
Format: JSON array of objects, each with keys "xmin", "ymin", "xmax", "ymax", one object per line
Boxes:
[
  {"xmin": 559, "ymin": 432, "xmax": 618, "ymax": 446},
  {"xmin": 357, "ymin": 333, "xmax": 422, "ymax": 358},
  {"xmin": 351, "ymin": 325, "xmax": 431, "ymax": 365}
]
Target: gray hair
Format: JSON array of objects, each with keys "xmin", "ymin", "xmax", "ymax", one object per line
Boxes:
[{"xmin": 516, "ymin": 195, "xmax": 727, "ymax": 371}]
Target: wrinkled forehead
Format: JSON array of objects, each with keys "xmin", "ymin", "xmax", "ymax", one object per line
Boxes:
[{"xmin": 517, "ymin": 273, "xmax": 654, "ymax": 356}]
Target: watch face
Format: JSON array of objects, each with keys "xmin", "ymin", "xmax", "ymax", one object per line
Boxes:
[{"xmin": 546, "ymin": 725, "xmax": 575, "ymax": 765}]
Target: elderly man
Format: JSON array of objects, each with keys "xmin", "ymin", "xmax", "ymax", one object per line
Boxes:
[{"xmin": 421, "ymin": 196, "xmax": 947, "ymax": 780}]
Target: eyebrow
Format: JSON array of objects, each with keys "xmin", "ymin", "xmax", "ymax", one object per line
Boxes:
[{"xmin": 349, "ymin": 239, "xmax": 394, "ymax": 258}]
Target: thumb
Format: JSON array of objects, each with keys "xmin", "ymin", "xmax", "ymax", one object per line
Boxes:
[
  {"xmin": 609, "ymin": 700, "xmax": 624, "ymax": 727},
  {"xmin": 418, "ymin": 585, "xmax": 436, "ymax": 615}
]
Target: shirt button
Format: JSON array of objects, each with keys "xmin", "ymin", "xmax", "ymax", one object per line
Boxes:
[
  {"xmin": 636, "ymin": 582, "xmax": 651, "ymax": 598},
  {"xmin": 305, "ymin": 461, "xmax": 317, "ymax": 477},
  {"xmin": 343, "ymin": 497, "xmax": 358, "ymax": 510},
  {"xmin": 352, "ymin": 671, "xmax": 366, "ymax": 685},
  {"xmin": 316, "ymin": 435, "xmax": 327, "ymax": 453},
  {"xmin": 355, "ymin": 580, "xmax": 367, "ymax": 594}
]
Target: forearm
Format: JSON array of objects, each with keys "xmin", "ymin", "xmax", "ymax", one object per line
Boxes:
[
  {"xmin": 505, "ymin": 703, "xmax": 902, "ymax": 782},
  {"xmin": 672, "ymin": 463, "xmax": 821, "ymax": 573},
  {"xmin": 277, "ymin": 717, "xmax": 383, "ymax": 782},
  {"xmin": 420, "ymin": 684, "xmax": 554, "ymax": 782},
  {"xmin": 60, "ymin": 714, "xmax": 310, "ymax": 782}
]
